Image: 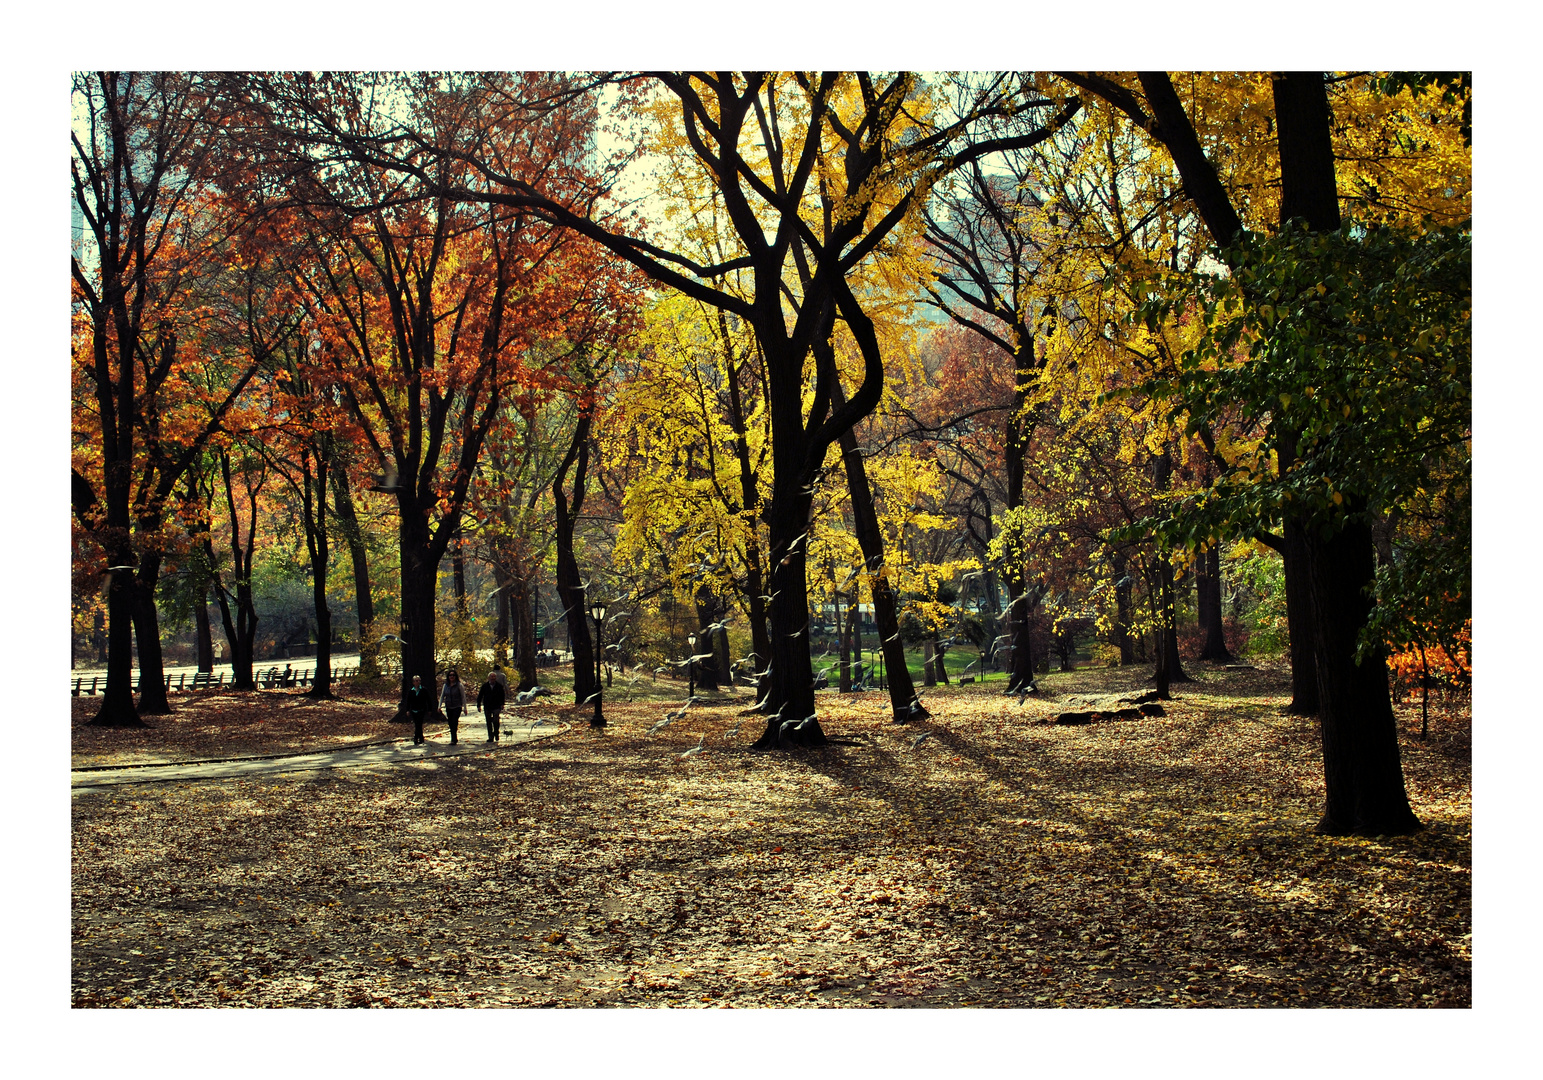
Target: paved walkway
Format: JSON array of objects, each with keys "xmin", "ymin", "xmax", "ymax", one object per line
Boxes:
[{"xmin": 71, "ymin": 721, "xmax": 568, "ymax": 793}]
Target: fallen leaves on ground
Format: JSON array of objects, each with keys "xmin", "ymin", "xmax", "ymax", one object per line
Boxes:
[
  {"xmin": 71, "ymin": 663, "xmax": 1470, "ymax": 1008},
  {"xmin": 72, "ymin": 689, "xmax": 407, "ymax": 768}
]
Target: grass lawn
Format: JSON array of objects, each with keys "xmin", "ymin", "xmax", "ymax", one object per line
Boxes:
[{"xmin": 70, "ymin": 661, "xmax": 1470, "ymax": 1008}]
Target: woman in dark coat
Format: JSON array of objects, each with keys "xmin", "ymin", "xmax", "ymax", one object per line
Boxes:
[
  {"xmin": 440, "ymin": 669, "xmax": 465, "ymax": 745},
  {"xmin": 404, "ymin": 674, "xmax": 431, "ymax": 745},
  {"xmin": 475, "ymin": 671, "xmax": 506, "ymax": 742}
]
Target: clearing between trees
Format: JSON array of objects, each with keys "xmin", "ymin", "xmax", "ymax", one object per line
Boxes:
[{"xmin": 70, "ymin": 664, "xmax": 1470, "ymax": 1008}]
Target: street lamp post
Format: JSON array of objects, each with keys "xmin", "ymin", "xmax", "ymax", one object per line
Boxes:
[
  {"xmin": 686, "ymin": 633, "xmax": 697, "ymax": 698},
  {"xmin": 589, "ymin": 598, "xmax": 607, "ymax": 729}
]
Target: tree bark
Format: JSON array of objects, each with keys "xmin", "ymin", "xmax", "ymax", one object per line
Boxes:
[
  {"xmin": 1306, "ymin": 511, "xmax": 1420, "ymax": 835},
  {"xmin": 693, "ymin": 585, "xmax": 722, "ymax": 692},
  {"xmin": 330, "ymin": 466, "xmax": 377, "ymax": 677},
  {"xmin": 193, "ymin": 591, "xmax": 214, "ymax": 673},
  {"xmin": 1273, "ymin": 73, "xmax": 1415, "ymax": 833},
  {"xmin": 1277, "ymin": 460, "xmax": 1321, "ymax": 714},
  {"xmin": 831, "ymin": 379, "xmax": 925, "ymax": 719},
  {"xmin": 493, "ymin": 564, "xmax": 512, "ymax": 669},
  {"xmin": 553, "ymin": 411, "xmax": 596, "ymax": 705},
  {"xmin": 299, "ymin": 449, "xmax": 333, "ymax": 699},
  {"xmin": 514, "ymin": 576, "xmax": 538, "ymax": 692},
  {"xmin": 396, "ymin": 526, "xmax": 439, "ymax": 716},
  {"xmin": 1196, "ymin": 544, "xmax": 1233, "ymax": 662},
  {"xmin": 131, "ymin": 549, "xmax": 172, "ymax": 713}
]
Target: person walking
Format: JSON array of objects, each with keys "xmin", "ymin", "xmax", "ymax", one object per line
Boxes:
[
  {"xmin": 404, "ymin": 674, "xmax": 432, "ymax": 745},
  {"xmin": 490, "ymin": 665, "xmax": 509, "ymax": 693},
  {"xmin": 440, "ymin": 669, "xmax": 465, "ymax": 745},
  {"xmin": 476, "ymin": 670, "xmax": 506, "ymax": 742}
]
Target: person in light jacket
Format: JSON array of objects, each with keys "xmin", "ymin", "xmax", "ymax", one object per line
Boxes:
[
  {"xmin": 476, "ymin": 671, "xmax": 507, "ymax": 742},
  {"xmin": 439, "ymin": 669, "xmax": 465, "ymax": 745}
]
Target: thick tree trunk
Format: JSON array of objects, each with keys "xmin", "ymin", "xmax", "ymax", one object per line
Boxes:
[
  {"xmin": 131, "ymin": 550, "xmax": 172, "ymax": 714},
  {"xmin": 1281, "ymin": 469, "xmax": 1320, "ymax": 715},
  {"xmin": 1196, "ymin": 544, "xmax": 1233, "ymax": 662},
  {"xmin": 1006, "ymin": 582, "xmax": 1038, "ymax": 692},
  {"xmin": 233, "ymin": 577, "xmax": 259, "ymax": 690},
  {"xmin": 752, "ymin": 490, "xmax": 823, "ymax": 747},
  {"xmin": 922, "ymin": 639, "xmax": 937, "ymax": 688},
  {"xmin": 1306, "ymin": 512, "xmax": 1420, "ymax": 835},
  {"xmin": 1272, "ymin": 70, "xmax": 1341, "ymax": 714},
  {"xmin": 91, "ymin": 562, "xmax": 143, "ymax": 727},
  {"xmin": 396, "ymin": 534, "xmax": 440, "ymax": 717}
]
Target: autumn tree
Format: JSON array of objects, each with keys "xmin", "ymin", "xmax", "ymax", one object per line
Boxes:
[
  {"xmin": 368, "ymin": 71, "xmax": 1083, "ymax": 746},
  {"xmin": 230, "ymin": 72, "xmax": 633, "ymax": 703},
  {"xmin": 70, "ymin": 71, "xmax": 264, "ymax": 725},
  {"xmin": 1056, "ymin": 70, "xmax": 1469, "ymax": 834}
]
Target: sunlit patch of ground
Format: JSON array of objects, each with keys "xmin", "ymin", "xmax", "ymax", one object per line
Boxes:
[{"xmin": 71, "ymin": 663, "xmax": 1469, "ymax": 1008}]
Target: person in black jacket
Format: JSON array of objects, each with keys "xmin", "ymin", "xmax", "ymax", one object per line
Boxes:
[
  {"xmin": 404, "ymin": 674, "xmax": 431, "ymax": 745},
  {"xmin": 439, "ymin": 669, "xmax": 465, "ymax": 745},
  {"xmin": 475, "ymin": 671, "xmax": 506, "ymax": 742}
]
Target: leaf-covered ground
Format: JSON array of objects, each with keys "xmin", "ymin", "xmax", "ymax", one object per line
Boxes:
[
  {"xmin": 71, "ymin": 663, "xmax": 1470, "ymax": 1008},
  {"xmin": 72, "ymin": 688, "xmax": 407, "ymax": 767}
]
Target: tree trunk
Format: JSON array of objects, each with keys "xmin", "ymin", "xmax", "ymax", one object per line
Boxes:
[
  {"xmin": 194, "ymin": 592, "xmax": 214, "ymax": 673},
  {"xmin": 833, "ymin": 383, "xmax": 925, "ymax": 719},
  {"xmin": 1196, "ymin": 544, "xmax": 1233, "ymax": 662},
  {"xmin": 492, "ymin": 562, "xmax": 512, "ymax": 670},
  {"xmin": 92, "ymin": 562, "xmax": 143, "ymax": 727},
  {"xmin": 514, "ymin": 576, "xmax": 538, "ymax": 692},
  {"xmin": 93, "ymin": 607, "xmax": 108, "ymax": 664},
  {"xmin": 330, "ymin": 466, "xmax": 378, "ymax": 678},
  {"xmin": 1280, "ymin": 449, "xmax": 1320, "ymax": 715},
  {"xmin": 720, "ymin": 312, "xmax": 772, "ymax": 700},
  {"xmin": 131, "ymin": 549, "xmax": 172, "ymax": 714},
  {"xmin": 693, "ymin": 585, "xmax": 721, "ymax": 691},
  {"xmin": 451, "ymin": 530, "xmax": 470, "ymax": 671},
  {"xmin": 307, "ymin": 470, "xmax": 334, "ymax": 698},
  {"xmin": 752, "ymin": 487, "xmax": 823, "ymax": 747},
  {"xmin": 1158, "ymin": 555, "xmax": 1191, "ymax": 683},
  {"xmin": 553, "ymin": 412, "xmax": 596, "ymax": 706},
  {"xmin": 1306, "ymin": 511, "xmax": 1420, "ymax": 835},
  {"xmin": 922, "ymin": 639, "xmax": 936, "ymax": 688},
  {"xmin": 395, "ymin": 499, "xmax": 443, "ymax": 715}
]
